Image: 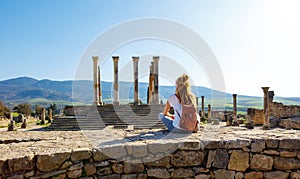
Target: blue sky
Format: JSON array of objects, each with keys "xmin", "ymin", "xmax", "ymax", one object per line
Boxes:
[{"xmin": 1, "ymin": 0, "xmax": 300, "ymax": 97}]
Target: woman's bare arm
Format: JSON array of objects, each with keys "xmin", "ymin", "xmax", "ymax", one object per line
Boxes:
[{"xmin": 163, "ymin": 101, "xmax": 174, "ymax": 119}]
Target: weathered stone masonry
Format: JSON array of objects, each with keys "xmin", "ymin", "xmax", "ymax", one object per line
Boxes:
[{"xmin": 1, "ymin": 138, "xmax": 300, "ymax": 179}]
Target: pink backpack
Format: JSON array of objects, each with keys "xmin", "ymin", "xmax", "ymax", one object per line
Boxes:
[{"xmin": 179, "ymin": 104, "xmax": 198, "ymax": 132}]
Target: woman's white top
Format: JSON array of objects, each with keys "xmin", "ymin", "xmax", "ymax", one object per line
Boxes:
[
  {"xmin": 168, "ymin": 94, "xmax": 200, "ymax": 130},
  {"xmin": 167, "ymin": 94, "xmax": 182, "ymax": 129}
]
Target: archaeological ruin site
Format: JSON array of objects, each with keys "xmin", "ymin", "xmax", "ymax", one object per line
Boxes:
[{"xmin": 1, "ymin": 56, "xmax": 300, "ymax": 179}]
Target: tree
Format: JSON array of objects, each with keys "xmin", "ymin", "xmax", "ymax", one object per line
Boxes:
[
  {"xmin": 14, "ymin": 103, "xmax": 32, "ymax": 116},
  {"xmin": 49, "ymin": 103, "xmax": 59, "ymax": 115},
  {"xmin": 34, "ymin": 104, "xmax": 43, "ymax": 117},
  {"xmin": 0, "ymin": 101, "xmax": 10, "ymax": 117}
]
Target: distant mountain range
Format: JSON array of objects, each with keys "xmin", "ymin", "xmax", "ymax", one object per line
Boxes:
[{"xmin": 1, "ymin": 77, "xmax": 300, "ymax": 111}]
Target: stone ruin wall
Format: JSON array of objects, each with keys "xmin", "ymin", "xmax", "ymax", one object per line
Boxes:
[
  {"xmin": 250, "ymin": 102, "xmax": 300, "ymax": 126},
  {"xmin": 1, "ymin": 139, "xmax": 300, "ymax": 179}
]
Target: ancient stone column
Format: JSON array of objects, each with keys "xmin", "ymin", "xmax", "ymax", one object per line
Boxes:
[
  {"xmin": 21, "ymin": 118, "xmax": 27, "ymax": 128},
  {"xmin": 268, "ymin": 91, "xmax": 275, "ymax": 121},
  {"xmin": 232, "ymin": 94, "xmax": 239, "ymax": 126},
  {"xmin": 148, "ymin": 62, "xmax": 154, "ymax": 104},
  {"xmin": 112, "ymin": 56, "xmax": 120, "ymax": 105},
  {"xmin": 262, "ymin": 87, "xmax": 270, "ymax": 129},
  {"xmin": 48, "ymin": 109, "xmax": 53, "ymax": 120},
  {"xmin": 41, "ymin": 108, "xmax": 46, "ymax": 125},
  {"xmin": 207, "ymin": 104, "xmax": 212, "ymax": 122},
  {"xmin": 268, "ymin": 91, "xmax": 274, "ymax": 103},
  {"xmin": 8, "ymin": 113, "xmax": 15, "ymax": 131},
  {"xmin": 92, "ymin": 56, "xmax": 100, "ymax": 106},
  {"xmin": 201, "ymin": 96, "xmax": 205, "ymax": 117},
  {"xmin": 132, "ymin": 56, "xmax": 139, "ymax": 105},
  {"xmin": 98, "ymin": 66, "xmax": 103, "ymax": 106},
  {"xmin": 246, "ymin": 108, "xmax": 254, "ymax": 129},
  {"xmin": 153, "ymin": 56, "xmax": 159, "ymax": 104}
]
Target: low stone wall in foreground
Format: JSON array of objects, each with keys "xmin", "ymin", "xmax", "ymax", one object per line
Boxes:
[{"xmin": 1, "ymin": 138, "xmax": 300, "ymax": 179}]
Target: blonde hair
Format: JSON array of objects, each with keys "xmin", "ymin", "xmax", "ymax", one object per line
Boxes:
[{"xmin": 175, "ymin": 74, "xmax": 196, "ymax": 107}]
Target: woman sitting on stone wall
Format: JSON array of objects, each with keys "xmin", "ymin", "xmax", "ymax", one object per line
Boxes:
[{"xmin": 158, "ymin": 74, "xmax": 200, "ymax": 133}]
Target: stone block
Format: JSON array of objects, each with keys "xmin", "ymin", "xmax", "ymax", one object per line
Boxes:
[
  {"xmin": 228, "ymin": 150, "xmax": 249, "ymax": 172},
  {"xmin": 71, "ymin": 148, "xmax": 92, "ymax": 162},
  {"xmin": 206, "ymin": 150, "xmax": 216, "ymax": 168},
  {"xmin": 123, "ymin": 162, "xmax": 144, "ymax": 174},
  {"xmin": 41, "ymin": 169, "xmax": 66, "ymax": 178},
  {"xmin": 8, "ymin": 153, "xmax": 35, "ymax": 172},
  {"xmin": 7, "ymin": 174, "xmax": 24, "ymax": 179},
  {"xmin": 52, "ymin": 174, "xmax": 66, "ymax": 179},
  {"xmin": 214, "ymin": 169, "xmax": 235, "ymax": 179},
  {"xmin": 148, "ymin": 143, "xmax": 178, "ymax": 154},
  {"xmin": 92, "ymin": 149, "xmax": 110, "ymax": 161},
  {"xmin": 170, "ymin": 151, "xmax": 204, "ymax": 167},
  {"xmin": 195, "ymin": 174, "xmax": 210, "ymax": 179},
  {"xmin": 291, "ymin": 171, "xmax": 300, "ymax": 179},
  {"xmin": 244, "ymin": 172, "xmax": 263, "ymax": 179},
  {"xmin": 251, "ymin": 140, "xmax": 265, "ymax": 152},
  {"xmin": 212, "ymin": 149, "xmax": 229, "ymax": 169},
  {"xmin": 137, "ymin": 174, "xmax": 147, "ymax": 179},
  {"xmin": 205, "ymin": 140, "xmax": 225, "ymax": 149},
  {"xmin": 250, "ymin": 154, "xmax": 273, "ymax": 171},
  {"xmin": 101, "ymin": 145, "xmax": 128, "ymax": 160},
  {"xmin": 179, "ymin": 141, "xmax": 201, "ymax": 150},
  {"xmin": 94, "ymin": 161, "xmax": 110, "ymax": 167},
  {"xmin": 263, "ymin": 150, "xmax": 279, "ymax": 155},
  {"xmin": 279, "ymin": 139, "xmax": 300, "ymax": 149},
  {"xmin": 266, "ymin": 139, "xmax": 279, "ymax": 148},
  {"xmin": 97, "ymin": 167, "xmax": 112, "ymax": 176},
  {"xmin": 193, "ymin": 167, "xmax": 209, "ymax": 174},
  {"xmin": 67, "ymin": 168, "xmax": 82, "ymax": 178},
  {"xmin": 274, "ymin": 157, "xmax": 300, "ymax": 170},
  {"xmin": 171, "ymin": 168, "xmax": 195, "ymax": 178},
  {"xmin": 147, "ymin": 168, "xmax": 170, "ymax": 178},
  {"xmin": 264, "ymin": 171, "xmax": 289, "ymax": 179},
  {"xmin": 225, "ymin": 139, "xmax": 251, "ymax": 149},
  {"xmin": 144, "ymin": 157, "xmax": 170, "ymax": 167},
  {"xmin": 37, "ymin": 152, "xmax": 70, "ymax": 172},
  {"xmin": 61, "ymin": 161, "xmax": 72, "ymax": 169},
  {"xmin": 235, "ymin": 172, "xmax": 244, "ymax": 179},
  {"xmin": 112, "ymin": 163, "xmax": 124, "ymax": 174},
  {"xmin": 132, "ymin": 145, "xmax": 148, "ymax": 158},
  {"xmin": 121, "ymin": 174, "xmax": 137, "ymax": 179},
  {"xmin": 68, "ymin": 162, "xmax": 83, "ymax": 171},
  {"xmin": 99, "ymin": 174, "xmax": 120, "ymax": 179},
  {"xmin": 84, "ymin": 163, "xmax": 96, "ymax": 176},
  {"xmin": 280, "ymin": 150, "xmax": 297, "ymax": 157}
]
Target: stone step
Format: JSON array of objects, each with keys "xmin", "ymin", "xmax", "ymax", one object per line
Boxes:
[{"xmin": 50, "ymin": 105, "xmax": 165, "ymax": 130}]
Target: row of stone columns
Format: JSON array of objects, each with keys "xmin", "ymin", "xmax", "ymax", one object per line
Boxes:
[
  {"xmin": 199, "ymin": 94, "xmax": 238, "ymax": 125},
  {"xmin": 93, "ymin": 56, "xmax": 159, "ymax": 105}
]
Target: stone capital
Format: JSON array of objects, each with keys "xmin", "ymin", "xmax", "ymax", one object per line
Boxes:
[
  {"xmin": 262, "ymin": 87, "xmax": 270, "ymax": 93},
  {"xmin": 112, "ymin": 56, "xmax": 119, "ymax": 63},
  {"xmin": 132, "ymin": 56, "xmax": 139, "ymax": 63},
  {"xmin": 153, "ymin": 56, "xmax": 159, "ymax": 62},
  {"xmin": 92, "ymin": 56, "xmax": 99, "ymax": 62}
]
